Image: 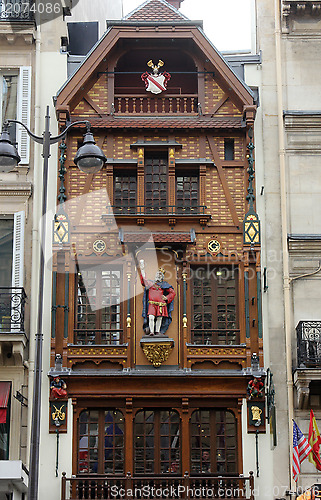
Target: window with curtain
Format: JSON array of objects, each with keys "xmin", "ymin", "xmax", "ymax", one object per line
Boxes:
[
  {"xmin": 190, "ymin": 410, "xmax": 237, "ymax": 474},
  {"xmin": 0, "ymin": 382, "xmax": 11, "ymax": 460}
]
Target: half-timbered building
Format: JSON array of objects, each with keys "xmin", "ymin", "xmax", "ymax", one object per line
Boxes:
[{"xmin": 49, "ymin": 1, "xmax": 263, "ymax": 498}]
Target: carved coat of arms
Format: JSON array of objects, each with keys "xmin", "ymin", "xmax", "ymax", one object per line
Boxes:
[{"xmin": 141, "ymin": 59, "xmax": 171, "ymax": 95}]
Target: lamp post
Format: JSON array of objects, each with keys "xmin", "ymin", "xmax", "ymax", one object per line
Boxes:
[{"xmin": 0, "ymin": 106, "xmax": 106, "ymax": 500}]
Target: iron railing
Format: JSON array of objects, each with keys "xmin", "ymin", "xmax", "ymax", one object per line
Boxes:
[
  {"xmin": 191, "ymin": 329, "xmax": 240, "ymax": 345},
  {"xmin": 297, "ymin": 321, "xmax": 321, "ymax": 367},
  {"xmin": 0, "ymin": 0, "xmax": 34, "ymax": 20},
  {"xmin": 61, "ymin": 472, "xmax": 255, "ymax": 500},
  {"xmin": 103, "ymin": 205, "xmax": 208, "ymax": 217},
  {"xmin": 0, "ymin": 287, "xmax": 26, "ymax": 333},
  {"xmin": 74, "ymin": 329, "xmax": 123, "ymax": 345}
]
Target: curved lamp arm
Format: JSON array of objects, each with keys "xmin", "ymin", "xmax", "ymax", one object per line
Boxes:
[{"xmin": 3, "ymin": 119, "xmax": 91, "ymax": 145}]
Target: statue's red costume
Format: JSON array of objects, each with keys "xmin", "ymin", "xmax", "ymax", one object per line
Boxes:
[{"xmin": 140, "ymin": 274, "xmax": 175, "ymax": 317}]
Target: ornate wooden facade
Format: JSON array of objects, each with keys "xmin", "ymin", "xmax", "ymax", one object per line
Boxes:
[{"xmin": 52, "ymin": 0, "xmax": 262, "ymax": 495}]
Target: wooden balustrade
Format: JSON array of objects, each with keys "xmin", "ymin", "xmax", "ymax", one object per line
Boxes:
[
  {"xmin": 61, "ymin": 472, "xmax": 255, "ymax": 500},
  {"xmin": 114, "ymin": 95, "xmax": 198, "ymax": 114}
]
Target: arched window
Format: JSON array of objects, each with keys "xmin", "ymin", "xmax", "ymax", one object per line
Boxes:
[
  {"xmin": 190, "ymin": 410, "xmax": 237, "ymax": 474},
  {"xmin": 134, "ymin": 410, "xmax": 180, "ymax": 474},
  {"xmin": 78, "ymin": 409, "xmax": 124, "ymax": 474}
]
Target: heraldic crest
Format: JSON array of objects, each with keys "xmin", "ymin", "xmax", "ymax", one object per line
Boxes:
[{"xmin": 141, "ymin": 59, "xmax": 171, "ymax": 95}]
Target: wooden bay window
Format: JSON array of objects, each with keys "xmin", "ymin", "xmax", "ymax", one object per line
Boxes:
[
  {"xmin": 75, "ymin": 267, "xmax": 123, "ymax": 345},
  {"xmin": 191, "ymin": 266, "xmax": 239, "ymax": 345}
]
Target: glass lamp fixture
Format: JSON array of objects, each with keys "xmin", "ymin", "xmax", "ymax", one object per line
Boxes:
[
  {"xmin": 74, "ymin": 131, "xmax": 106, "ymax": 174},
  {"xmin": 0, "ymin": 128, "xmax": 21, "ymax": 172}
]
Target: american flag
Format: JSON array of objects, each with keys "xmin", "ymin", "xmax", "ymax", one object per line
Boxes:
[{"xmin": 293, "ymin": 420, "xmax": 312, "ymax": 482}]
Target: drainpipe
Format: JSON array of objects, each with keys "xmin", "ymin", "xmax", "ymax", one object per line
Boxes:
[
  {"xmin": 274, "ymin": 0, "xmax": 295, "ymax": 493},
  {"xmin": 27, "ymin": 25, "xmax": 42, "ymax": 466}
]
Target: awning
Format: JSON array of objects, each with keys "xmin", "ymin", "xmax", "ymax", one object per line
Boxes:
[{"xmin": 0, "ymin": 382, "xmax": 11, "ymax": 424}]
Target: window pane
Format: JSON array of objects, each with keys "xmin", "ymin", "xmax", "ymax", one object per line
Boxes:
[
  {"xmin": 145, "ymin": 155, "xmax": 167, "ymax": 210},
  {"xmin": 191, "ymin": 266, "xmax": 239, "ymax": 345},
  {"xmin": 0, "ymin": 218, "xmax": 13, "ymax": 288},
  {"xmin": 75, "ymin": 268, "xmax": 122, "ymax": 345},
  {"xmin": 175, "ymin": 174, "xmax": 199, "ymax": 212},
  {"xmin": 114, "ymin": 174, "xmax": 137, "ymax": 213},
  {"xmin": 1, "ymin": 74, "xmax": 18, "ymax": 143},
  {"xmin": 104, "ymin": 410, "xmax": 124, "ymax": 473},
  {"xmin": 134, "ymin": 411, "xmax": 155, "ymax": 474},
  {"xmin": 190, "ymin": 410, "xmax": 237, "ymax": 474}
]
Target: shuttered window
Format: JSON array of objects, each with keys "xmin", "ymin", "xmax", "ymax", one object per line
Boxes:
[{"xmin": 0, "ymin": 67, "xmax": 31, "ymax": 164}]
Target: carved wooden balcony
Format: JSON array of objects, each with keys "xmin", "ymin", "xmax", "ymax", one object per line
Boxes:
[
  {"xmin": 61, "ymin": 472, "xmax": 255, "ymax": 500},
  {"xmin": 114, "ymin": 94, "xmax": 198, "ymax": 115}
]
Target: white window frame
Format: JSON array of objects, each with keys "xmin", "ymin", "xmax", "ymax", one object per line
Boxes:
[{"xmin": 0, "ymin": 66, "xmax": 31, "ymax": 164}]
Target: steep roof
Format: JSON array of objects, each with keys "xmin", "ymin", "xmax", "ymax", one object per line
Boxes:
[{"xmin": 124, "ymin": 0, "xmax": 188, "ymax": 22}]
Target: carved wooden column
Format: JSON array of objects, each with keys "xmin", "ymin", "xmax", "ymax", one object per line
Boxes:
[
  {"xmin": 237, "ymin": 399, "xmax": 243, "ymax": 474},
  {"xmin": 168, "ymin": 147, "xmax": 176, "ymax": 213},
  {"xmin": 137, "ymin": 148, "xmax": 144, "ymax": 223},
  {"xmin": 126, "ymin": 264, "xmax": 132, "ymax": 368},
  {"xmin": 181, "ymin": 401, "xmax": 190, "ymax": 474},
  {"xmin": 125, "ymin": 398, "xmax": 134, "ymax": 474},
  {"xmin": 243, "ymin": 251, "xmax": 251, "ymax": 367},
  {"xmin": 256, "ymin": 251, "xmax": 263, "ymax": 367},
  {"xmin": 199, "ymin": 164, "xmax": 206, "ymax": 207}
]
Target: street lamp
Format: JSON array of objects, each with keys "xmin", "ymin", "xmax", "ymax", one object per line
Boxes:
[{"xmin": 0, "ymin": 106, "xmax": 106, "ymax": 500}]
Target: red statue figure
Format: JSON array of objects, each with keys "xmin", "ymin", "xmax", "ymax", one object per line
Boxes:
[
  {"xmin": 139, "ymin": 260, "xmax": 175, "ymax": 336},
  {"xmin": 247, "ymin": 377, "xmax": 264, "ymax": 400},
  {"xmin": 50, "ymin": 376, "xmax": 67, "ymax": 399}
]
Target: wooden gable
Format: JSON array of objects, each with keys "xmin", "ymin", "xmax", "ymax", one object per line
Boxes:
[{"xmin": 55, "ymin": 4, "xmax": 254, "ymax": 122}]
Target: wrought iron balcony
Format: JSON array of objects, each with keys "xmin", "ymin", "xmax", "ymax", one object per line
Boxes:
[
  {"xmin": 0, "ymin": 0, "xmax": 34, "ymax": 20},
  {"xmin": 0, "ymin": 287, "xmax": 26, "ymax": 334},
  {"xmin": 61, "ymin": 472, "xmax": 255, "ymax": 500},
  {"xmin": 297, "ymin": 320, "xmax": 321, "ymax": 367}
]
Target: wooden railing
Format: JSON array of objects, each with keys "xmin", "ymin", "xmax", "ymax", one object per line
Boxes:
[
  {"xmin": 62, "ymin": 472, "xmax": 255, "ymax": 500},
  {"xmin": 74, "ymin": 329, "xmax": 123, "ymax": 345},
  {"xmin": 103, "ymin": 205, "xmax": 208, "ymax": 217},
  {"xmin": 191, "ymin": 329, "xmax": 241, "ymax": 345},
  {"xmin": 113, "ymin": 94, "xmax": 198, "ymax": 114}
]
